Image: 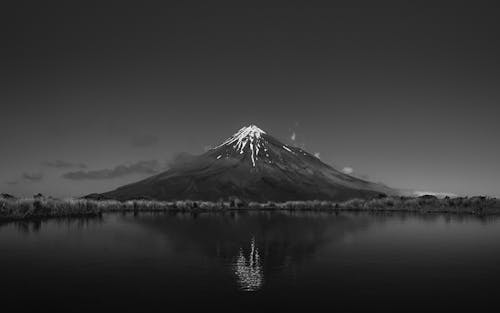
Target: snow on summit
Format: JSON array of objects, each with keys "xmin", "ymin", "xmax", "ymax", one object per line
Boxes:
[
  {"xmin": 212, "ymin": 124, "xmax": 315, "ymax": 167},
  {"xmin": 214, "ymin": 125, "xmax": 267, "ymax": 166}
]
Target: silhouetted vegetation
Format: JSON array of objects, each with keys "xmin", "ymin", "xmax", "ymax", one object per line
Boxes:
[
  {"xmin": 0, "ymin": 197, "xmax": 102, "ymax": 221},
  {"xmin": 1, "ymin": 194, "xmax": 500, "ymax": 221}
]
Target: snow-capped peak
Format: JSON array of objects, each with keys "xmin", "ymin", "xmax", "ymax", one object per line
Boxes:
[{"xmin": 214, "ymin": 125, "xmax": 267, "ymax": 167}]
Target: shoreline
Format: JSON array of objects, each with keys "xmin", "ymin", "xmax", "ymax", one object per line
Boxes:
[{"xmin": 2, "ymin": 195, "xmax": 500, "ymax": 221}]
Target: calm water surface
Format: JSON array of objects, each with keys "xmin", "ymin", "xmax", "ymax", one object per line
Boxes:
[{"xmin": 1, "ymin": 211, "xmax": 500, "ymax": 312}]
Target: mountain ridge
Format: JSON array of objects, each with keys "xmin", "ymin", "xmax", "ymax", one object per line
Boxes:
[{"xmin": 94, "ymin": 125, "xmax": 397, "ymax": 201}]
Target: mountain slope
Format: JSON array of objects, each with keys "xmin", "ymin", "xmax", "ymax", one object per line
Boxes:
[{"xmin": 97, "ymin": 125, "xmax": 396, "ymax": 201}]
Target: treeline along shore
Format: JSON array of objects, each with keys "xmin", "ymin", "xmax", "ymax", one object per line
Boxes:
[{"xmin": 2, "ymin": 193, "xmax": 500, "ymax": 221}]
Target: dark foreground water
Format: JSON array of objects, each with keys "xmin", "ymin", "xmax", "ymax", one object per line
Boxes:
[{"xmin": 1, "ymin": 211, "xmax": 500, "ymax": 312}]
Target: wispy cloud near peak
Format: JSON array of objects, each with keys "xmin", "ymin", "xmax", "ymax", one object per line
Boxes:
[
  {"xmin": 43, "ymin": 160, "xmax": 87, "ymax": 169},
  {"xmin": 342, "ymin": 167, "xmax": 354, "ymax": 174},
  {"xmin": 62, "ymin": 160, "xmax": 161, "ymax": 180},
  {"xmin": 22, "ymin": 172, "xmax": 44, "ymax": 182}
]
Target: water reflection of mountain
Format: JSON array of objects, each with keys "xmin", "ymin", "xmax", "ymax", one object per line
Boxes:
[
  {"xmin": 127, "ymin": 211, "xmax": 373, "ymax": 290},
  {"xmin": 233, "ymin": 236, "xmax": 263, "ymax": 291}
]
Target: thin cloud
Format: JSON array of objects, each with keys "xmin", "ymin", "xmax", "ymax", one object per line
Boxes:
[
  {"xmin": 291, "ymin": 132, "xmax": 296, "ymax": 141},
  {"xmin": 5, "ymin": 181, "xmax": 19, "ymax": 185},
  {"xmin": 43, "ymin": 160, "xmax": 87, "ymax": 169},
  {"xmin": 413, "ymin": 191, "xmax": 458, "ymax": 198},
  {"xmin": 130, "ymin": 134, "xmax": 159, "ymax": 147},
  {"xmin": 167, "ymin": 152, "xmax": 196, "ymax": 168},
  {"xmin": 22, "ymin": 172, "xmax": 44, "ymax": 182},
  {"xmin": 62, "ymin": 160, "xmax": 161, "ymax": 180},
  {"xmin": 342, "ymin": 167, "xmax": 354, "ymax": 174}
]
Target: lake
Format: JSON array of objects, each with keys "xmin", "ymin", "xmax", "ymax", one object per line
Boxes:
[{"xmin": 1, "ymin": 211, "xmax": 499, "ymax": 312}]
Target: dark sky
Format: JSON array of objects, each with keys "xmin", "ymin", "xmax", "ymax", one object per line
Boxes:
[{"xmin": 2, "ymin": 1, "xmax": 499, "ymax": 197}]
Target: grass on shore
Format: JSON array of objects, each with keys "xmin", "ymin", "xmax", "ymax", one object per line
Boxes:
[{"xmin": 1, "ymin": 195, "xmax": 500, "ymax": 221}]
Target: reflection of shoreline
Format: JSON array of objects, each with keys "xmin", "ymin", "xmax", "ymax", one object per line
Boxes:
[
  {"xmin": 233, "ymin": 237, "xmax": 263, "ymax": 291},
  {"xmin": 0, "ymin": 216, "xmax": 103, "ymax": 233}
]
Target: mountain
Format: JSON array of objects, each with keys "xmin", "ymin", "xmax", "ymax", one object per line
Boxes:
[{"xmin": 95, "ymin": 125, "xmax": 396, "ymax": 202}]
